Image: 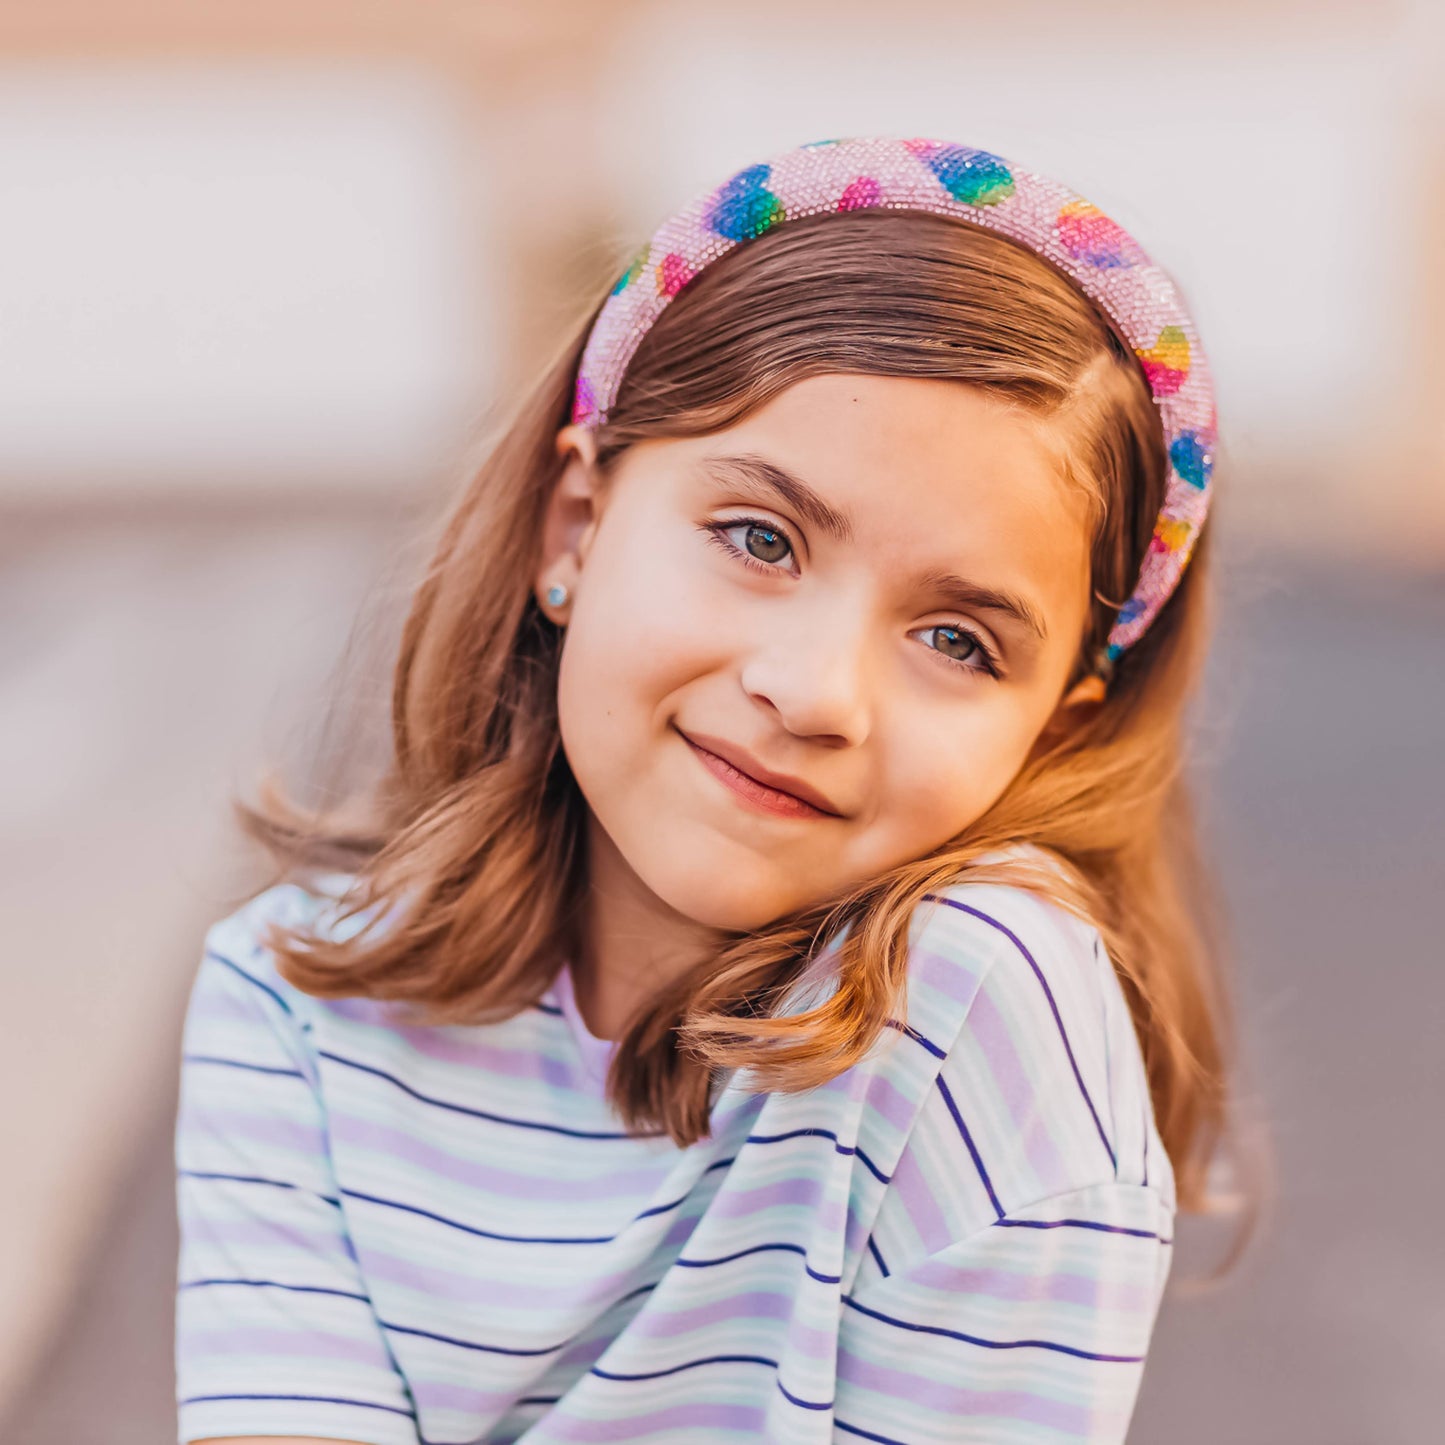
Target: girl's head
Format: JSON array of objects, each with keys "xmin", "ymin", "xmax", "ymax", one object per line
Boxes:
[
  {"xmin": 536, "ymin": 205, "xmax": 1163, "ymax": 935},
  {"xmin": 252, "ymin": 139, "xmax": 1252, "ymax": 1249}
]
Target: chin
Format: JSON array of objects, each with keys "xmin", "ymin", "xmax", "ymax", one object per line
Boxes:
[{"xmin": 634, "ymin": 840, "xmax": 806, "ymax": 934}]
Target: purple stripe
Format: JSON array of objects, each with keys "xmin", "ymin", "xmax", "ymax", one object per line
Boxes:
[
  {"xmin": 178, "ymin": 1325, "xmax": 387, "ymax": 1365},
  {"xmin": 835, "ymin": 1343, "xmax": 1095, "ymax": 1434},
  {"xmin": 176, "ymin": 1212, "xmax": 348, "ymax": 1257},
  {"xmin": 880, "ymin": 1141, "xmax": 953, "ymax": 1253},
  {"xmin": 704, "ymin": 1173, "xmax": 824, "ymax": 1220},
  {"xmin": 319, "ymin": 1048, "xmax": 659, "ymax": 1141},
  {"xmin": 928, "ymin": 898, "xmax": 1117, "ymax": 1170},
  {"xmin": 180, "ymin": 1106, "xmax": 328, "ymax": 1158},
  {"xmin": 842, "ymin": 1294, "xmax": 1144, "ymax": 1362},
  {"xmin": 860, "ymin": 1074, "xmax": 922, "ymax": 1135},
  {"xmin": 327, "ymin": 1109, "xmax": 673, "ymax": 1205},
  {"xmin": 901, "ymin": 1255, "xmax": 1154, "ymax": 1311},
  {"xmin": 323, "ymin": 995, "xmax": 562, "ymax": 1081},
  {"xmin": 963, "ymin": 985, "xmax": 1071, "ymax": 1190},
  {"xmin": 352, "ymin": 1238, "xmax": 656, "ymax": 1312},
  {"xmin": 526, "ymin": 1399, "xmax": 767, "ymax": 1442},
  {"xmin": 935, "ymin": 1075, "xmax": 1003, "ymax": 1218},
  {"xmin": 340, "ymin": 1186, "xmax": 615, "ymax": 1245}
]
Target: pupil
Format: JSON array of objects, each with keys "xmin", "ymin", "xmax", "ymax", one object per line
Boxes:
[
  {"xmin": 937, "ymin": 627, "xmax": 975, "ymax": 659},
  {"xmin": 746, "ymin": 525, "xmax": 788, "ymax": 563}
]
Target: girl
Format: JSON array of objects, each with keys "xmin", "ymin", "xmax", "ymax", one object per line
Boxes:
[{"xmin": 175, "ymin": 136, "xmax": 1246, "ymax": 1445}]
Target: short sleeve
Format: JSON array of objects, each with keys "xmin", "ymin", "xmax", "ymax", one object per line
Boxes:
[
  {"xmin": 834, "ymin": 1180, "xmax": 1174, "ymax": 1443},
  {"xmin": 831, "ymin": 873, "xmax": 1176, "ymax": 1442},
  {"xmin": 174, "ymin": 901, "xmax": 420, "ymax": 1445}
]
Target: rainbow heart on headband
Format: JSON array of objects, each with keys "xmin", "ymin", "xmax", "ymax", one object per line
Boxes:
[
  {"xmin": 1136, "ymin": 325, "xmax": 1190, "ymax": 396},
  {"xmin": 838, "ymin": 175, "xmax": 883, "ymax": 211},
  {"xmin": 657, "ymin": 252, "xmax": 696, "ymax": 297},
  {"xmin": 706, "ymin": 163, "xmax": 786, "ymax": 241},
  {"xmin": 1149, "ymin": 518, "xmax": 1193, "ymax": 556},
  {"xmin": 610, "ymin": 244, "xmax": 648, "ymax": 297},
  {"xmin": 1056, "ymin": 200, "xmax": 1139, "ymax": 269},
  {"xmin": 1169, "ymin": 430, "xmax": 1213, "ymax": 490},
  {"xmin": 904, "ymin": 140, "xmax": 1014, "ymax": 206}
]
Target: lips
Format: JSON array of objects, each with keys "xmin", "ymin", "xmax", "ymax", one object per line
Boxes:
[{"xmin": 677, "ymin": 727, "xmax": 843, "ymax": 818}]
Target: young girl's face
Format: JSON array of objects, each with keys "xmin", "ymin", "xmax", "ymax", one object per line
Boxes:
[{"xmin": 540, "ymin": 372, "xmax": 1099, "ymax": 933}]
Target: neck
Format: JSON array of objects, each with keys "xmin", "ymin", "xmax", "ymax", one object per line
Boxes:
[{"xmin": 570, "ymin": 812, "xmax": 719, "ymax": 1041}]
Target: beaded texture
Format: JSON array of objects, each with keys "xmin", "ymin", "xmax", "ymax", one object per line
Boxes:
[{"xmin": 571, "ymin": 136, "xmax": 1218, "ymax": 666}]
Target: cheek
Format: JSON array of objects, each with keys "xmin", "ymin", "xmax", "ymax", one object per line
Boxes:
[
  {"xmin": 555, "ymin": 510, "xmax": 719, "ymax": 773},
  {"xmin": 867, "ymin": 706, "xmax": 1037, "ymax": 857}
]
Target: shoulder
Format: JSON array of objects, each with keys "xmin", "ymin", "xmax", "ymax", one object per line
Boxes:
[
  {"xmin": 901, "ymin": 843, "xmax": 1106, "ymax": 1059},
  {"xmin": 892, "ymin": 844, "xmax": 1171, "ymax": 1214},
  {"xmin": 191, "ymin": 872, "xmax": 363, "ymax": 1026}
]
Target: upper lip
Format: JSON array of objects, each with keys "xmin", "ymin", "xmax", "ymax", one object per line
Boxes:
[{"xmin": 678, "ymin": 727, "xmax": 845, "ymax": 816}]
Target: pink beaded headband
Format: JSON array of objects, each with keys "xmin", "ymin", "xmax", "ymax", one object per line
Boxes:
[{"xmin": 571, "ymin": 136, "xmax": 1218, "ymax": 675}]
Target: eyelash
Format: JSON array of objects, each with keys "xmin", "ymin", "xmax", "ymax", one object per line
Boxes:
[{"xmin": 701, "ymin": 516, "xmax": 1003, "ymax": 680}]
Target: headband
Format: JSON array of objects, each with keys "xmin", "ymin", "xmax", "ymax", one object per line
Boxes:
[{"xmin": 570, "ymin": 136, "xmax": 1217, "ymax": 676}]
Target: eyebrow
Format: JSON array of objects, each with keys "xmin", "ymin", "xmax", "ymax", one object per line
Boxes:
[{"xmin": 699, "ymin": 451, "xmax": 1050, "ymax": 643}]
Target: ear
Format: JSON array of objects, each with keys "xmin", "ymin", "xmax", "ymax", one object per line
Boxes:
[
  {"xmin": 534, "ymin": 423, "xmax": 607, "ymax": 623},
  {"xmin": 1025, "ymin": 670, "xmax": 1108, "ymax": 764}
]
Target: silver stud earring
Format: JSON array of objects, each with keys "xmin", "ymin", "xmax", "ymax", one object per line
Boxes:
[{"xmin": 545, "ymin": 583, "xmax": 569, "ymax": 608}]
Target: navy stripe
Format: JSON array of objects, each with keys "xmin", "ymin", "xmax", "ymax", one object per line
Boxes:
[
  {"xmin": 674, "ymin": 1240, "xmax": 841, "ymax": 1285},
  {"xmin": 836, "ymin": 1422, "xmax": 910, "ymax": 1445},
  {"xmin": 883, "ymin": 1016, "xmax": 946, "ymax": 1059},
  {"xmin": 1142, "ymin": 1092, "xmax": 1150, "ymax": 1185},
  {"xmin": 745, "ymin": 1127, "xmax": 891, "ymax": 1185},
  {"xmin": 997, "ymin": 1216, "xmax": 1172, "ymax": 1244},
  {"xmin": 634, "ymin": 1155, "xmax": 736, "ymax": 1220},
  {"xmin": 776, "ymin": 1378, "xmax": 832, "ymax": 1411},
  {"xmin": 593, "ymin": 1352, "xmax": 778, "ymax": 1382},
  {"xmin": 533, "ymin": 1001, "xmax": 564, "ymax": 1016},
  {"xmin": 178, "ymin": 1169, "xmax": 339, "ymax": 1207},
  {"xmin": 179, "ymin": 1392, "xmax": 413, "ymax": 1418},
  {"xmin": 206, "ymin": 949, "xmax": 295, "ymax": 1017},
  {"xmin": 318, "ymin": 1048, "xmax": 664, "ymax": 1141},
  {"xmin": 182, "ymin": 1053, "xmax": 304, "ymax": 1079},
  {"xmin": 865, "ymin": 1235, "xmax": 891, "ymax": 1279},
  {"xmin": 380, "ymin": 1318, "xmax": 564, "ymax": 1357},
  {"xmin": 341, "ymin": 1187, "xmax": 616, "ymax": 1245},
  {"xmin": 842, "ymin": 1295, "xmax": 1144, "ymax": 1362},
  {"xmin": 178, "ymin": 1277, "xmax": 369, "ymax": 1302},
  {"xmin": 935, "ymin": 1075, "xmax": 1002, "ymax": 1219},
  {"xmin": 927, "ymin": 897, "xmax": 1118, "ymax": 1170}
]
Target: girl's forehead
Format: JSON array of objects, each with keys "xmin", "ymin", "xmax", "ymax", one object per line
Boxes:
[{"xmin": 674, "ymin": 373, "xmax": 1092, "ymax": 575}]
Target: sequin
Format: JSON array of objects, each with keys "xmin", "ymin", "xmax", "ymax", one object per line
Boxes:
[{"xmin": 571, "ymin": 135, "xmax": 1219, "ymax": 664}]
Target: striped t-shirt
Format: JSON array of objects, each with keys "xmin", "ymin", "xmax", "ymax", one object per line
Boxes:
[{"xmin": 174, "ymin": 850, "xmax": 1176, "ymax": 1444}]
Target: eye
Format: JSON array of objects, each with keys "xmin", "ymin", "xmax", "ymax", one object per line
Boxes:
[
  {"xmin": 915, "ymin": 623, "xmax": 1001, "ymax": 679},
  {"xmin": 702, "ymin": 517, "xmax": 798, "ymax": 575}
]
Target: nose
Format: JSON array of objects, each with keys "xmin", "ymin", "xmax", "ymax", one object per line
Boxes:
[{"xmin": 737, "ymin": 596, "xmax": 874, "ymax": 747}]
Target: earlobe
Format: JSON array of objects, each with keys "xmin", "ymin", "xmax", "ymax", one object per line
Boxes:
[{"xmin": 534, "ymin": 424, "xmax": 605, "ymax": 620}]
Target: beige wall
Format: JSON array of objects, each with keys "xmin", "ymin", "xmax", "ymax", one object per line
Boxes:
[{"xmin": 0, "ymin": 0, "xmax": 1441, "ymax": 1424}]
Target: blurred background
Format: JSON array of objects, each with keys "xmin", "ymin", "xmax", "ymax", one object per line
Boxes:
[{"xmin": 2, "ymin": 1, "xmax": 1442, "ymax": 1441}]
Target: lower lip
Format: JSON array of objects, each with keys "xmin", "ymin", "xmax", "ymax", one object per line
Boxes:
[{"xmin": 681, "ymin": 734, "xmax": 833, "ymax": 820}]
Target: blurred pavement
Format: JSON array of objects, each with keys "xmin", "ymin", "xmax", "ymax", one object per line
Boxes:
[{"xmin": 1, "ymin": 514, "xmax": 1441, "ymax": 1444}]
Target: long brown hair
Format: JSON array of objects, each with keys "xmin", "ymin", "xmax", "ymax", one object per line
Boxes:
[{"xmin": 243, "ymin": 209, "xmax": 1264, "ymax": 1275}]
